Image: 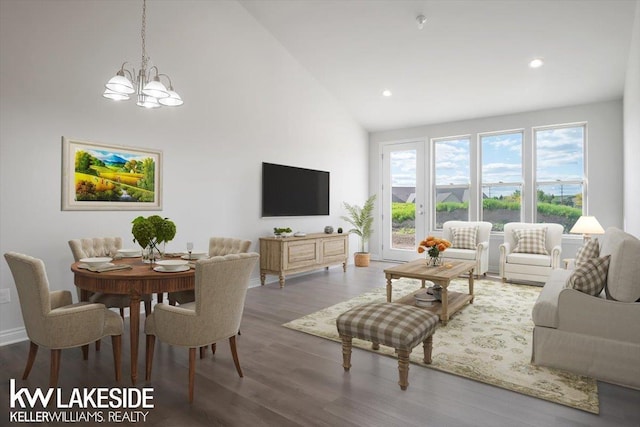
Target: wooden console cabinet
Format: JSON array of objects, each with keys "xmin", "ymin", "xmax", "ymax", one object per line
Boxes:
[{"xmin": 259, "ymin": 233, "xmax": 348, "ymax": 288}]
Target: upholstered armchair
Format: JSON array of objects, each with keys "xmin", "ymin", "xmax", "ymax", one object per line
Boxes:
[
  {"xmin": 499, "ymin": 222, "xmax": 564, "ymax": 284},
  {"xmin": 4, "ymin": 252, "xmax": 123, "ymax": 387},
  {"xmin": 169, "ymin": 237, "xmax": 251, "ymax": 305},
  {"xmin": 440, "ymin": 221, "xmax": 492, "ymax": 277},
  {"xmin": 145, "ymin": 252, "xmax": 259, "ymax": 402}
]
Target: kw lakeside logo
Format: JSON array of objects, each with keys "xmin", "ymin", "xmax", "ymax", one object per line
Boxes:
[{"xmin": 8, "ymin": 379, "xmax": 153, "ymax": 423}]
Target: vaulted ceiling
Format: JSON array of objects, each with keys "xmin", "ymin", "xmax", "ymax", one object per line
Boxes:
[{"xmin": 239, "ymin": 0, "xmax": 637, "ymax": 132}]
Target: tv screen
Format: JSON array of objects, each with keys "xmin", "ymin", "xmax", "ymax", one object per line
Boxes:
[{"xmin": 262, "ymin": 162, "xmax": 329, "ymax": 217}]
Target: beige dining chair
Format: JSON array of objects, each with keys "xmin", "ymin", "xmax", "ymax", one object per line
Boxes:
[
  {"xmin": 145, "ymin": 252, "xmax": 259, "ymax": 402},
  {"xmin": 168, "ymin": 237, "xmax": 252, "ymax": 305},
  {"xmin": 4, "ymin": 252, "xmax": 123, "ymax": 387},
  {"xmin": 69, "ymin": 237, "xmax": 151, "ymax": 350}
]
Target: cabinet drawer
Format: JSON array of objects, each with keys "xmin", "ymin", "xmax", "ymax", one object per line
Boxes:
[
  {"xmin": 284, "ymin": 241, "xmax": 319, "ymax": 269},
  {"xmin": 322, "ymin": 238, "xmax": 347, "ymax": 261}
]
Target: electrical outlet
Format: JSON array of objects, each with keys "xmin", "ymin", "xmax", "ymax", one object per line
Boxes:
[{"xmin": 0, "ymin": 288, "xmax": 9, "ymax": 304}]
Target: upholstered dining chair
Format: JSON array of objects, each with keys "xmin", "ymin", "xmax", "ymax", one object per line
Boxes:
[
  {"xmin": 4, "ymin": 252, "xmax": 123, "ymax": 387},
  {"xmin": 168, "ymin": 237, "xmax": 252, "ymax": 305},
  {"xmin": 145, "ymin": 252, "xmax": 259, "ymax": 402},
  {"xmin": 499, "ymin": 222, "xmax": 564, "ymax": 284}
]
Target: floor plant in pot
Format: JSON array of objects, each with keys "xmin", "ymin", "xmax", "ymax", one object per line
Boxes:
[
  {"xmin": 132, "ymin": 215, "xmax": 177, "ymax": 265},
  {"xmin": 341, "ymin": 195, "xmax": 376, "ymax": 267}
]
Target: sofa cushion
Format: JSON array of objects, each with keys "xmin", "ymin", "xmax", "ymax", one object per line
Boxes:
[
  {"xmin": 567, "ymin": 255, "xmax": 610, "ymax": 296},
  {"xmin": 512, "ymin": 228, "xmax": 549, "ymax": 255},
  {"xmin": 506, "ymin": 253, "xmax": 551, "ymax": 267},
  {"xmin": 441, "ymin": 248, "xmax": 476, "ymax": 261},
  {"xmin": 450, "ymin": 226, "xmax": 478, "ymax": 250},
  {"xmin": 600, "ymin": 228, "xmax": 640, "ymax": 302},
  {"xmin": 574, "ymin": 239, "xmax": 600, "ymax": 267}
]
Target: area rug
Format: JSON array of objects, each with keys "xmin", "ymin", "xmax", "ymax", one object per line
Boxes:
[{"xmin": 283, "ymin": 278, "xmax": 599, "ymax": 414}]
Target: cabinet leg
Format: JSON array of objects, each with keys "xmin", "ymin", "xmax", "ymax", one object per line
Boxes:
[
  {"xmin": 260, "ymin": 273, "xmax": 266, "ymax": 286},
  {"xmin": 279, "ymin": 275, "xmax": 285, "ymax": 288},
  {"xmin": 342, "ymin": 261, "xmax": 347, "ymax": 272}
]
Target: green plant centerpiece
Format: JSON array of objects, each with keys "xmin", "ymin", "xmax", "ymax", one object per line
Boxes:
[
  {"xmin": 341, "ymin": 195, "xmax": 376, "ymax": 267},
  {"xmin": 132, "ymin": 215, "xmax": 177, "ymax": 264}
]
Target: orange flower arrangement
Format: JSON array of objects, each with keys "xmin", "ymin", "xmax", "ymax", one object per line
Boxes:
[{"xmin": 417, "ymin": 236, "xmax": 451, "ymax": 260}]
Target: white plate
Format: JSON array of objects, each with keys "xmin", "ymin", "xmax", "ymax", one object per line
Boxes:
[
  {"xmin": 117, "ymin": 249, "xmax": 141, "ymax": 258},
  {"xmin": 181, "ymin": 254, "xmax": 207, "ymax": 260},
  {"xmin": 79, "ymin": 262, "xmax": 114, "ymax": 269},
  {"xmin": 153, "ymin": 265, "xmax": 190, "ymax": 273}
]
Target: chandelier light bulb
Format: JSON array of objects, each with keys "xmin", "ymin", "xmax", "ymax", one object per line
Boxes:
[{"xmin": 529, "ymin": 58, "xmax": 544, "ymax": 68}]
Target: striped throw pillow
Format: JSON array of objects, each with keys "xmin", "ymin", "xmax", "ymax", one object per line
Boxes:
[
  {"xmin": 512, "ymin": 228, "xmax": 549, "ymax": 255},
  {"xmin": 451, "ymin": 226, "xmax": 478, "ymax": 250},
  {"xmin": 567, "ymin": 255, "xmax": 610, "ymax": 296},
  {"xmin": 574, "ymin": 239, "xmax": 600, "ymax": 267}
]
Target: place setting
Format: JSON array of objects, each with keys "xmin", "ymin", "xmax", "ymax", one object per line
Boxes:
[{"xmin": 78, "ymin": 257, "xmax": 133, "ymax": 272}]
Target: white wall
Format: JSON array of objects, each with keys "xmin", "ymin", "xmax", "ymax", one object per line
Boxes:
[
  {"xmin": 624, "ymin": 1, "xmax": 640, "ymax": 236},
  {"xmin": 368, "ymin": 100, "xmax": 624, "ymax": 269},
  {"xmin": 0, "ymin": 1, "xmax": 368, "ymax": 343}
]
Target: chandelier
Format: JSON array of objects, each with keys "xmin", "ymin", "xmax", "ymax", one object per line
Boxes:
[{"xmin": 103, "ymin": 0, "xmax": 183, "ymax": 108}]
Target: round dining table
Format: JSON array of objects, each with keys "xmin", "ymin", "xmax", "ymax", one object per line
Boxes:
[{"xmin": 71, "ymin": 257, "xmax": 195, "ymax": 384}]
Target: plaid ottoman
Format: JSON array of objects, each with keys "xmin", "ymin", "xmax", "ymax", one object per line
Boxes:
[{"xmin": 336, "ymin": 302, "xmax": 438, "ymax": 390}]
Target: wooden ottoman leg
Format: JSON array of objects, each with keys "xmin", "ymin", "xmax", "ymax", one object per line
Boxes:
[
  {"xmin": 396, "ymin": 349, "xmax": 411, "ymax": 390},
  {"xmin": 371, "ymin": 341, "xmax": 380, "ymax": 350},
  {"xmin": 340, "ymin": 335, "xmax": 352, "ymax": 372},
  {"xmin": 423, "ymin": 335, "xmax": 433, "ymax": 364}
]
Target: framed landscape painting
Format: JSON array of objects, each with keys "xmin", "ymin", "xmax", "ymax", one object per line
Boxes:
[{"xmin": 61, "ymin": 137, "xmax": 162, "ymax": 210}]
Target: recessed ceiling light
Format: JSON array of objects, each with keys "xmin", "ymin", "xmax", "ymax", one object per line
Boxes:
[
  {"xmin": 529, "ymin": 58, "xmax": 544, "ymax": 68},
  {"xmin": 382, "ymin": 89, "xmax": 392, "ymax": 97}
]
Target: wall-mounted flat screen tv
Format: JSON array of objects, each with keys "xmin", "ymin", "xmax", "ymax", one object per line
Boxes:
[{"xmin": 262, "ymin": 162, "xmax": 329, "ymax": 217}]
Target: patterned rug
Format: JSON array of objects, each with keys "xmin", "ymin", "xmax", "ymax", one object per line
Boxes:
[{"xmin": 283, "ymin": 278, "xmax": 599, "ymax": 414}]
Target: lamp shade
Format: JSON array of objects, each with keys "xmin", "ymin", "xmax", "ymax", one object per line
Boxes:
[
  {"xmin": 142, "ymin": 80, "xmax": 169, "ymax": 98},
  {"xmin": 570, "ymin": 216, "xmax": 605, "ymax": 235},
  {"xmin": 158, "ymin": 90, "xmax": 183, "ymax": 106},
  {"xmin": 105, "ymin": 74, "xmax": 135, "ymax": 94},
  {"xmin": 102, "ymin": 89, "xmax": 130, "ymax": 101}
]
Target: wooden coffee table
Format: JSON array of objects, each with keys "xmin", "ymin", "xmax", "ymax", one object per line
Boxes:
[{"xmin": 384, "ymin": 259, "xmax": 475, "ymax": 324}]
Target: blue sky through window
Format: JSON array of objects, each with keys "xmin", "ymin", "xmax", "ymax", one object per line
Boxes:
[{"xmin": 435, "ymin": 138, "xmax": 470, "ymax": 185}]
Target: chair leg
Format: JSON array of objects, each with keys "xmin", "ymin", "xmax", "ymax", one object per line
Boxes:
[
  {"xmin": 211, "ymin": 343, "xmax": 216, "ymax": 355},
  {"xmin": 145, "ymin": 335, "xmax": 155, "ymax": 381},
  {"xmin": 22, "ymin": 341, "xmax": 38, "ymax": 380},
  {"xmin": 144, "ymin": 299, "xmax": 152, "ymax": 317},
  {"xmin": 157, "ymin": 293, "xmax": 163, "ymax": 304},
  {"xmin": 81, "ymin": 344, "xmax": 89, "ymax": 360},
  {"xmin": 229, "ymin": 336, "xmax": 243, "ymax": 377},
  {"xmin": 339, "ymin": 335, "xmax": 352, "ymax": 372},
  {"xmin": 199, "ymin": 346, "xmax": 206, "ymax": 359},
  {"xmin": 95, "ymin": 339, "xmax": 101, "ymax": 351},
  {"xmin": 49, "ymin": 349, "xmax": 61, "ymax": 388},
  {"xmin": 188, "ymin": 348, "xmax": 196, "ymax": 403},
  {"xmin": 112, "ymin": 335, "xmax": 122, "ymax": 382},
  {"xmin": 120, "ymin": 308, "xmax": 125, "ymax": 318}
]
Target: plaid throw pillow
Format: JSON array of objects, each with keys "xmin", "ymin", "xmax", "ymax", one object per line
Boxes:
[
  {"xmin": 512, "ymin": 228, "xmax": 549, "ymax": 255},
  {"xmin": 574, "ymin": 239, "xmax": 600, "ymax": 267},
  {"xmin": 567, "ymin": 255, "xmax": 610, "ymax": 296},
  {"xmin": 451, "ymin": 226, "xmax": 478, "ymax": 249}
]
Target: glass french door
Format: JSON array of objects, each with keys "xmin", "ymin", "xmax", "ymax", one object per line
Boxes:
[{"xmin": 381, "ymin": 142, "xmax": 425, "ymax": 261}]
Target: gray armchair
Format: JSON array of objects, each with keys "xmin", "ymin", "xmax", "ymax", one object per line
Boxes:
[
  {"xmin": 145, "ymin": 252, "xmax": 259, "ymax": 402},
  {"xmin": 4, "ymin": 252, "xmax": 123, "ymax": 387}
]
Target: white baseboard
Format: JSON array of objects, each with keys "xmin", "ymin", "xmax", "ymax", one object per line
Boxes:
[{"xmin": 0, "ymin": 326, "xmax": 27, "ymax": 346}]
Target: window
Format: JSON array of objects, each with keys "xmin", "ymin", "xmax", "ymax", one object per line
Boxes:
[
  {"xmin": 480, "ymin": 131, "xmax": 523, "ymax": 231},
  {"xmin": 535, "ymin": 124, "xmax": 585, "ymax": 232},
  {"xmin": 433, "ymin": 137, "xmax": 470, "ymax": 229}
]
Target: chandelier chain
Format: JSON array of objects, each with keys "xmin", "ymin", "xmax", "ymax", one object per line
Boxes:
[{"xmin": 141, "ymin": 0, "xmax": 148, "ymax": 71}]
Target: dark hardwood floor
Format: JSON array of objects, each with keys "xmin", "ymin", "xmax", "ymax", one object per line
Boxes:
[{"xmin": 1, "ymin": 261, "xmax": 639, "ymax": 426}]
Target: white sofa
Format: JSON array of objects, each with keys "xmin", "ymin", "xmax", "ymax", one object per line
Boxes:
[
  {"xmin": 440, "ymin": 221, "xmax": 492, "ymax": 277},
  {"xmin": 531, "ymin": 227, "xmax": 640, "ymax": 389},
  {"xmin": 499, "ymin": 222, "xmax": 564, "ymax": 284}
]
